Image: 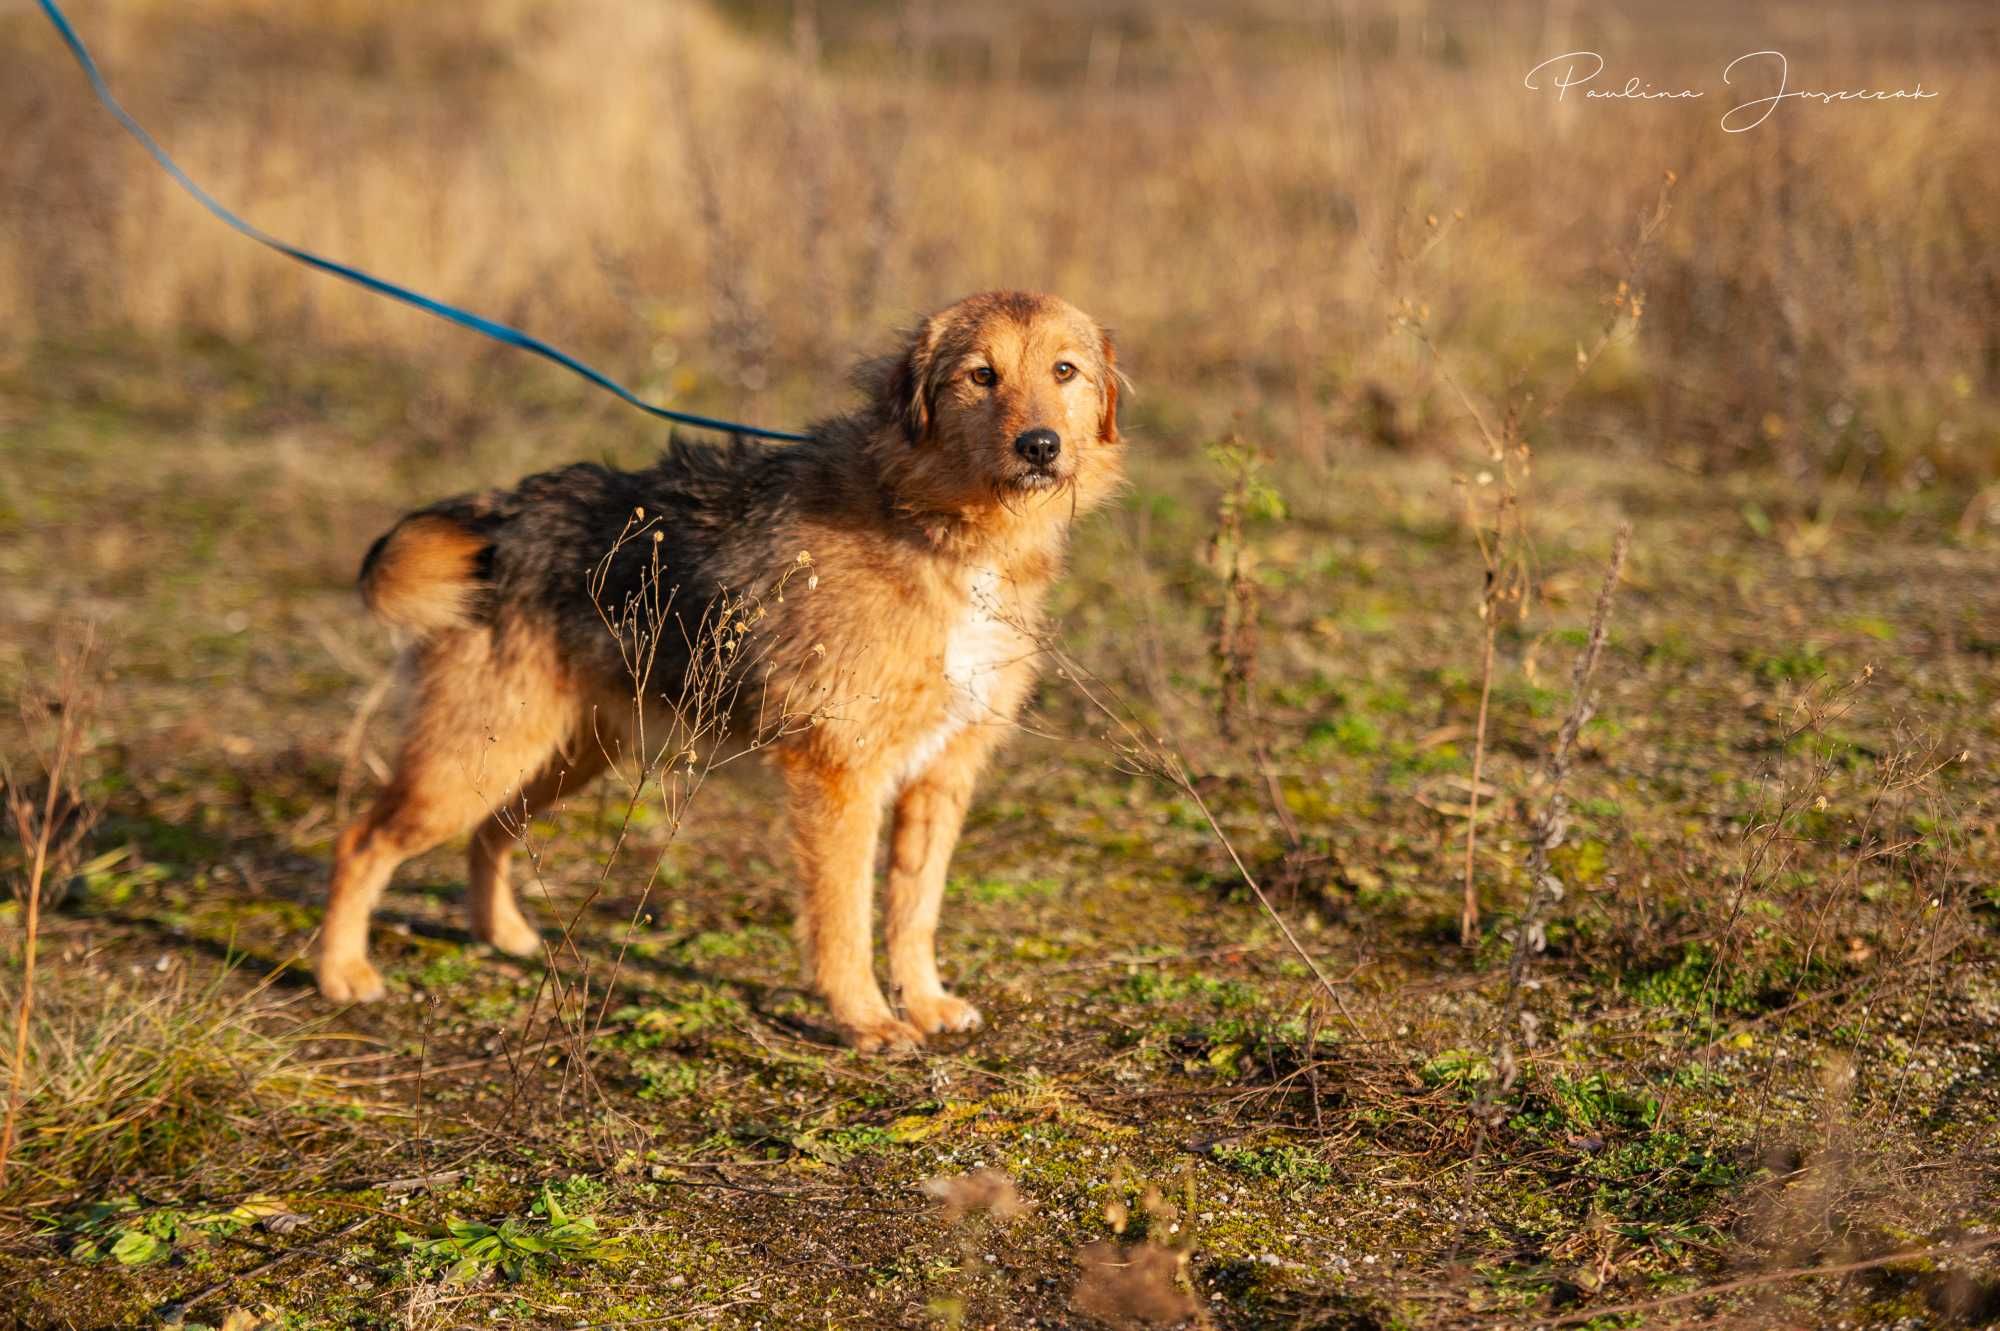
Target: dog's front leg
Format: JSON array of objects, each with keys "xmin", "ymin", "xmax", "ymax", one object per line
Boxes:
[
  {"xmin": 782, "ymin": 754, "xmax": 922, "ymax": 1052},
  {"xmin": 886, "ymin": 734, "xmax": 989, "ymax": 1037}
]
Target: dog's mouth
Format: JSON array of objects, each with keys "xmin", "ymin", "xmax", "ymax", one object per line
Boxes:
[{"xmin": 1005, "ymin": 462, "xmax": 1071, "ymax": 493}]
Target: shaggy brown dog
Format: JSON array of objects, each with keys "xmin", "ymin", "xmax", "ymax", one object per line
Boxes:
[{"xmin": 316, "ymin": 291, "xmax": 1124, "ymax": 1050}]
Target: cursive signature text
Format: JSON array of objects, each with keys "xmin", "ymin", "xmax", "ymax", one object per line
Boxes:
[{"xmin": 1523, "ymin": 50, "xmax": 1939, "ymax": 131}]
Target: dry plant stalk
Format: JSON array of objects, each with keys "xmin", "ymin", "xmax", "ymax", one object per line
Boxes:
[
  {"xmin": 1492, "ymin": 525, "xmax": 1630, "ymax": 1082},
  {"xmin": 1200, "ymin": 442, "xmax": 1308, "ymax": 866},
  {"xmin": 1, "ymin": 624, "xmax": 100, "ymax": 1184},
  {"xmin": 1204, "ymin": 440, "xmax": 1270, "ymax": 742},
  {"xmin": 494, "ymin": 513, "xmax": 828, "ymax": 1148},
  {"xmin": 1677, "ymin": 668, "xmax": 1874, "ymax": 1083},
  {"xmin": 1715, "ymin": 686, "xmax": 1976, "ymax": 1142},
  {"xmin": 1397, "ymin": 175, "xmax": 1674, "ymax": 944},
  {"xmin": 1454, "ymin": 525, "xmax": 1628, "ymax": 1191}
]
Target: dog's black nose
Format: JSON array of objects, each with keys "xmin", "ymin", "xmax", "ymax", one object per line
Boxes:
[{"xmin": 1013, "ymin": 428, "xmax": 1061, "ymax": 468}]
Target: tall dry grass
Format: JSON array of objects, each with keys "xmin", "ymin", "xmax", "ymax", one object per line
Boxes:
[{"xmin": 2, "ymin": 0, "xmax": 1994, "ymax": 486}]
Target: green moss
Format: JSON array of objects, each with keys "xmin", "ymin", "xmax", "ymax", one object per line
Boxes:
[{"xmin": 1299, "ymin": 714, "xmax": 1382, "ymax": 758}]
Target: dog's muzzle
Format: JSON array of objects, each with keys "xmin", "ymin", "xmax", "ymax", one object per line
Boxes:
[{"xmin": 1012, "ymin": 428, "xmax": 1062, "ymax": 487}]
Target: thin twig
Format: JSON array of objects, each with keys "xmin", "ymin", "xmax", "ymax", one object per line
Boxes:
[
  {"xmin": 1528, "ymin": 1231, "xmax": 2000, "ymax": 1329},
  {"xmin": 1052, "ymin": 648, "xmax": 1363, "ymax": 1036},
  {"xmin": 156, "ymin": 1214, "xmax": 375, "ymax": 1320}
]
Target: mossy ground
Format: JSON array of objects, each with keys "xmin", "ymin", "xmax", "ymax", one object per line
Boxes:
[{"xmin": 2, "ymin": 352, "xmax": 1997, "ymax": 1329}]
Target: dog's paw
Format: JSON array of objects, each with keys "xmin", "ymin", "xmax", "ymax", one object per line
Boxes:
[
  {"xmin": 477, "ymin": 914, "xmax": 543, "ymax": 958},
  {"xmin": 905, "ymin": 992, "xmax": 983, "ymax": 1036},
  {"xmin": 317, "ymin": 955, "xmax": 387, "ymax": 1004},
  {"xmin": 845, "ymin": 1016, "xmax": 927, "ymax": 1055}
]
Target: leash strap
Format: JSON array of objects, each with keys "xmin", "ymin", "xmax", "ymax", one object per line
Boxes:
[{"xmin": 33, "ymin": 0, "xmax": 812, "ymax": 442}]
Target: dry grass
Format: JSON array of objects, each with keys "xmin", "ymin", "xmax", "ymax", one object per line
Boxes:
[
  {"xmin": 0, "ymin": 625, "xmax": 100, "ymax": 1188},
  {"xmin": 0, "ymin": 966, "xmax": 361, "ymax": 1209},
  {"xmin": 3, "ymin": 0, "xmax": 1995, "ymax": 487}
]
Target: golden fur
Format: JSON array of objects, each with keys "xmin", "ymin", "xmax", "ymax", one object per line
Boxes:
[
  {"xmin": 358, "ymin": 514, "xmax": 491, "ymax": 633},
  {"xmin": 316, "ymin": 291, "xmax": 1124, "ymax": 1051}
]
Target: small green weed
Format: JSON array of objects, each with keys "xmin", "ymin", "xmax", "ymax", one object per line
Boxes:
[
  {"xmin": 1302, "ymin": 715, "xmax": 1383, "ymax": 757},
  {"xmin": 50, "ymin": 1195, "xmax": 291, "ymax": 1266},
  {"xmin": 396, "ymin": 1184, "xmax": 613, "ymax": 1285},
  {"xmin": 1422, "ymin": 1048, "xmax": 1495, "ymax": 1090},
  {"xmin": 960, "ymin": 876, "xmax": 1064, "ymax": 905},
  {"xmin": 603, "ymin": 989, "xmax": 746, "ymax": 1051},
  {"xmin": 1211, "ymin": 1143, "xmax": 1332, "ymax": 1186},
  {"xmin": 414, "ymin": 950, "xmax": 475, "ymax": 990},
  {"xmin": 632, "ymin": 1057, "xmax": 700, "ymax": 1101}
]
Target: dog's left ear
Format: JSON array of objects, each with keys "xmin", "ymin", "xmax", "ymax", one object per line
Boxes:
[
  {"xmin": 885, "ymin": 318, "xmax": 943, "ymax": 446},
  {"xmin": 1097, "ymin": 328, "xmax": 1122, "ymax": 446}
]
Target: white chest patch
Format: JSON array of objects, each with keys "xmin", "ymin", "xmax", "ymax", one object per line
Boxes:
[{"xmin": 890, "ymin": 566, "xmax": 1020, "ymax": 792}]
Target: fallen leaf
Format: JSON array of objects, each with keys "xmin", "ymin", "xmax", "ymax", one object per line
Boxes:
[
  {"xmin": 1071, "ymin": 1240, "xmax": 1195, "ymax": 1327},
  {"xmin": 921, "ymin": 1168, "xmax": 1029, "ymax": 1224},
  {"xmin": 218, "ymin": 1309, "xmax": 285, "ymax": 1331},
  {"xmin": 109, "ymin": 1229, "xmax": 167, "ymax": 1266}
]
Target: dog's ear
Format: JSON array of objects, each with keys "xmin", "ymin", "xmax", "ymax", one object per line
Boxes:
[
  {"xmin": 1097, "ymin": 327, "xmax": 1122, "ymax": 446},
  {"xmin": 884, "ymin": 318, "xmax": 943, "ymax": 446}
]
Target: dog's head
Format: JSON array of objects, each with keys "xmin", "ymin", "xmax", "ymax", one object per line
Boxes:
[{"xmin": 863, "ymin": 291, "xmax": 1124, "ymax": 518}]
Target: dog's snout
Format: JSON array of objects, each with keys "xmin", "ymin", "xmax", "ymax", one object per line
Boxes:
[{"xmin": 1013, "ymin": 428, "xmax": 1061, "ymax": 468}]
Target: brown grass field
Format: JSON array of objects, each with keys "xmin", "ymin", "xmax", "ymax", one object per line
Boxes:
[{"xmin": 2, "ymin": 1, "xmax": 1998, "ymax": 1327}]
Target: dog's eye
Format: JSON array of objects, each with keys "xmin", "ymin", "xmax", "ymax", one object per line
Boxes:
[
  {"xmin": 969, "ymin": 366, "xmax": 996, "ymax": 387},
  {"xmin": 1053, "ymin": 361, "xmax": 1077, "ymax": 382}
]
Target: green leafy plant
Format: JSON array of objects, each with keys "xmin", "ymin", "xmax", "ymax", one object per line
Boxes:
[
  {"xmin": 1211, "ymin": 1143, "xmax": 1332, "ymax": 1186},
  {"xmin": 396, "ymin": 1184, "xmax": 613, "ymax": 1285},
  {"xmin": 1422, "ymin": 1047, "xmax": 1495, "ymax": 1089},
  {"xmin": 52, "ymin": 1194, "xmax": 291, "ymax": 1266}
]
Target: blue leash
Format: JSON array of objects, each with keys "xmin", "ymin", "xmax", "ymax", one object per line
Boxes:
[{"xmin": 33, "ymin": 0, "xmax": 811, "ymax": 443}]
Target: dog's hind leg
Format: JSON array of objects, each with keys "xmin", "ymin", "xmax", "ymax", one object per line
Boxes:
[
  {"xmin": 466, "ymin": 738, "xmax": 607, "ymax": 957},
  {"xmin": 317, "ymin": 628, "xmax": 578, "ymax": 1003}
]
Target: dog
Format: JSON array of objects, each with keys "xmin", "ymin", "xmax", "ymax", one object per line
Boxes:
[{"xmin": 315, "ymin": 291, "xmax": 1124, "ymax": 1050}]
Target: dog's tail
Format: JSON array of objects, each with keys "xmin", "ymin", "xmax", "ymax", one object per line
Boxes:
[{"xmin": 358, "ymin": 513, "xmax": 491, "ymax": 634}]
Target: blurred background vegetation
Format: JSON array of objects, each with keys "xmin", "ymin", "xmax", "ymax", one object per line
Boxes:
[{"xmin": 3, "ymin": 0, "xmax": 1994, "ymax": 494}]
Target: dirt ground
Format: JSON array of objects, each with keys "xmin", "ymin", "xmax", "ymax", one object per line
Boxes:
[{"xmin": 2, "ymin": 338, "xmax": 1996, "ymax": 1330}]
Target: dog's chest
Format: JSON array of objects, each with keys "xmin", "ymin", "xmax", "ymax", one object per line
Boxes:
[
  {"xmin": 942, "ymin": 565, "xmax": 1015, "ymax": 721},
  {"xmin": 890, "ymin": 566, "xmax": 1022, "ymax": 789}
]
